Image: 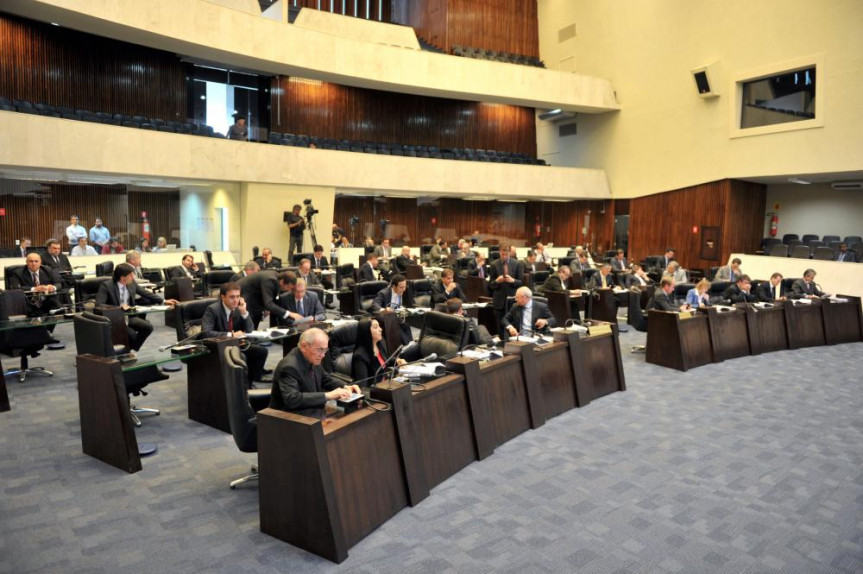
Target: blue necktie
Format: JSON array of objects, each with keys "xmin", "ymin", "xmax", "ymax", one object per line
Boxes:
[{"xmin": 298, "ymin": 298, "xmax": 304, "ymax": 316}]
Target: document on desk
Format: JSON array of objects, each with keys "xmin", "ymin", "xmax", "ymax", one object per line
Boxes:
[
  {"xmin": 714, "ymin": 305, "xmax": 737, "ymax": 313},
  {"xmin": 137, "ymin": 305, "xmax": 171, "ymax": 312},
  {"xmin": 462, "ymin": 302, "xmax": 489, "ymax": 309},
  {"xmin": 828, "ymin": 296, "xmax": 849, "ymax": 303},
  {"xmin": 794, "ymin": 299, "xmax": 813, "ymax": 305},
  {"xmin": 399, "ymin": 362, "xmax": 446, "ymax": 377},
  {"xmin": 613, "ymin": 287, "xmax": 629, "ymax": 294},
  {"xmin": 551, "ymin": 325, "xmax": 589, "ymax": 334},
  {"xmin": 327, "ymin": 318, "xmax": 359, "ymax": 328}
]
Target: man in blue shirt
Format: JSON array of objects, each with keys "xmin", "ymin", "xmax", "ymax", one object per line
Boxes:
[{"xmin": 88, "ymin": 218, "xmax": 111, "ymax": 251}]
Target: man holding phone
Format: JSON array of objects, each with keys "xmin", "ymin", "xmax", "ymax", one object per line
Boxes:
[
  {"xmin": 489, "ymin": 243, "xmax": 524, "ymax": 336},
  {"xmin": 201, "ymin": 282, "xmax": 269, "ymax": 384}
]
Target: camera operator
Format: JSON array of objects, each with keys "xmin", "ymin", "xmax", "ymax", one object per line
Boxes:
[{"xmin": 286, "ymin": 204, "xmax": 306, "ymax": 259}]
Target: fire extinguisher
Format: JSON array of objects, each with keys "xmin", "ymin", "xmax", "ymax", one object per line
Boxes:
[
  {"xmin": 769, "ymin": 213, "xmax": 778, "ymax": 237},
  {"xmin": 141, "ymin": 211, "xmax": 151, "ymax": 242}
]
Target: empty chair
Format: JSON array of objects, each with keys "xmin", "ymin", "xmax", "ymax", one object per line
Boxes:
[
  {"xmin": 768, "ymin": 244, "xmax": 789, "ymax": 257},
  {"xmin": 324, "ymin": 321, "xmax": 360, "ymax": 381},
  {"xmin": 807, "ymin": 240, "xmax": 824, "ymax": 249},
  {"xmin": 709, "ymin": 280, "xmax": 731, "ymax": 304},
  {"xmin": 223, "ymin": 346, "xmax": 269, "ymax": 489},
  {"xmin": 801, "ymin": 234, "xmax": 819, "ymax": 245},
  {"xmin": 786, "ymin": 239, "xmax": 802, "ymax": 251},
  {"xmin": 781, "ymin": 234, "xmax": 799, "ymax": 244},
  {"xmin": 157, "ymin": 125, "xmax": 176, "ymax": 133},
  {"xmin": 761, "ymin": 237, "xmax": 782, "ymax": 251},
  {"xmin": 132, "ymin": 115, "xmax": 148, "ymax": 123},
  {"xmin": 822, "ymin": 235, "xmax": 840, "ymax": 244},
  {"xmin": 13, "ymin": 99, "xmax": 34, "ymax": 109},
  {"xmin": 95, "ymin": 112, "xmax": 113, "ymax": 121},
  {"xmin": 16, "ymin": 106, "xmax": 41, "ymax": 115},
  {"xmin": 0, "ymin": 290, "xmax": 56, "ymax": 382},
  {"xmin": 812, "ymin": 247, "xmax": 835, "ymax": 260},
  {"xmin": 140, "ymin": 123, "xmax": 156, "ymax": 130},
  {"xmin": 95, "ymin": 261, "xmax": 114, "ymax": 277},
  {"xmin": 843, "ymin": 235, "xmax": 862, "ymax": 246},
  {"xmin": 122, "ymin": 120, "xmax": 140, "ymax": 129},
  {"xmin": 790, "ymin": 244, "xmax": 811, "ymax": 259}
]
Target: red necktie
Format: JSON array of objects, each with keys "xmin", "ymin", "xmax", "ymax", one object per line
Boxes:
[{"xmin": 227, "ymin": 314, "xmax": 233, "ymax": 331}]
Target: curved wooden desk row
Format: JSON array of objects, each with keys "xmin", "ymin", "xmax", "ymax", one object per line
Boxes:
[
  {"xmin": 645, "ymin": 296, "xmax": 863, "ymax": 372},
  {"xmin": 256, "ymin": 325, "xmax": 626, "ymax": 563}
]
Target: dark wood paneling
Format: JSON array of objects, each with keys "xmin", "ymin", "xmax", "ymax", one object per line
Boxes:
[
  {"xmin": 629, "ymin": 179, "xmax": 766, "ymax": 272},
  {"xmin": 446, "ymin": 0, "xmax": 538, "ymax": 57},
  {"xmin": 393, "ymin": 0, "xmax": 448, "ymax": 47},
  {"xmin": 0, "ymin": 180, "xmax": 179, "ymax": 251},
  {"xmin": 0, "ymin": 13, "xmax": 186, "ymax": 120},
  {"xmin": 271, "ymin": 76, "xmax": 536, "ymax": 157},
  {"xmin": 526, "ymin": 199, "xmax": 613, "ymax": 252}
]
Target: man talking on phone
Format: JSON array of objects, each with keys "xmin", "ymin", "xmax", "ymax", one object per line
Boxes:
[{"xmin": 201, "ymin": 282, "xmax": 269, "ymax": 384}]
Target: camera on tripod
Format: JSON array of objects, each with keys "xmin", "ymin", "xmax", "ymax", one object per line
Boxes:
[{"xmin": 303, "ymin": 198, "xmax": 319, "ymax": 219}]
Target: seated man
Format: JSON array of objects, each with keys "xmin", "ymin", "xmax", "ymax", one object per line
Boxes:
[
  {"xmin": 269, "ymin": 328, "xmax": 359, "ymax": 418},
  {"xmin": 715, "ymin": 257, "xmax": 743, "ymax": 282},
  {"xmin": 610, "ymin": 249, "xmax": 630, "ymax": 272},
  {"xmin": 14, "ymin": 236, "xmax": 31, "ymax": 258},
  {"xmin": 432, "ymin": 269, "xmax": 466, "ymax": 304},
  {"xmin": 542, "ymin": 264, "xmax": 577, "ymax": 294},
  {"xmin": 357, "ymin": 253, "xmax": 378, "ymax": 283},
  {"xmin": 792, "ymin": 268, "xmax": 827, "ymax": 298},
  {"xmin": 394, "ymin": 245, "xmax": 414, "ymax": 274},
  {"xmin": 570, "ymin": 253, "xmax": 591, "ymax": 273},
  {"xmin": 534, "ymin": 242, "xmax": 552, "ymax": 265},
  {"xmin": 467, "ymin": 254, "xmax": 489, "ymax": 279},
  {"xmin": 171, "ymin": 254, "xmax": 205, "ymax": 281},
  {"xmin": 722, "ymin": 274, "xmax": 756, "ymax": 303},
  {"xmin": 625, "ymin": 264, "xmax": 654, "ymax": 288},
  {"xmin": 41, "ymin": 238, "xmax": 78, "ymax": 292},
  {"xmin": 282, "ymin": 278, "xmax": 326, "ymax": 325},
  {"xmin": 230, "ymin": 260, "xmax": 259, "ymax": 283},
  {"xmin": 445, "ymin": 298, "xmax": 494, "ymax": 346},
  {"xmin": 646, "ymin": 278, "xmax": 690, "ymax": 312},
  {"xmin": 756, "ymin": 272, "xmax": 787, "ymax": 302},
  {"xmin": 835, "ymin": 243, "xmax": 855, "ymax": 262},
  {"xmin": 428, "ymin": 239, "xmax": 448, "ymax": 266},
  {"xmin": 664, "ymin": 261, "xmax": 687, "ymax": 284},
  {"xmin": 311, "ymin": 244, "xmax": 330, "ymax": 270},
  {"xmin": 587, "ymin": 263, "xmax": 615, "ymax": 289},
  {"xmin": 100, "ymin": 237, "xmax": 125, "ymax": 254},
  {"xmin": 296, "ymin": 258, "xmax": 321, "ymax": 287},
  {"xmin": 70, "ymin": 237, "xmax": 98, "ymax": 256},
  {"xmin": 255, "ymin": 247, "xmax": 282, "ymax": 270},
  {"xmin": 373, "ymin": 238, "xmax": 394, "ymax": 280},
  {"xmin": 521, "ymin": 250, "xmax": 538, "ymax": 274},
  {"xmin": 96, "ymin": 263, "xmax": 176, "ymax": 352},
  {"xmin": 201, "ymin": 282, "xmax": 268, "ymax": 383},
  {"xmin": 10, "ymin": 253, "xmax": 63, "ymax": 315},
  {"xmin": 371, "ymin": 274, "xmax": 412, "ymax": 344},
  {"xmin": 502, "ymin": 286, "xmax": 555, "ymax": 339}
]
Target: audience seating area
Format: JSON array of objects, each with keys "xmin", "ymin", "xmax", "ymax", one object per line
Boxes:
[
  {"xmin": 760, "ymin": 235, "xmax": 862, "ymax": 262},
  {"xmin": 451, "ymin": 44, "xmax": 546, "ymax": 68}
]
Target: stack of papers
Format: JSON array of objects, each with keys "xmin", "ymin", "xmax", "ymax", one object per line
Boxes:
[
  {"xmin": 399, "ymin": 362, "xmax": 446, "ymax": 378},
  {"xmin": 794, "ymin": 298, "xmax": 813, "ymax": 305},
  {"xmin": 462, "ymin": 302, "xmax": 488, "ymax": 309},
  {"xmin": 327, "ymin": 318, "xmax": 358, "ymax": 328},
  {"xmin": 828, "ymin": 296, "xmax": 849, "ymax": 303},
  {"xmin": 714, "ymin": 305, "xmax": 737, "ymax": 313}
]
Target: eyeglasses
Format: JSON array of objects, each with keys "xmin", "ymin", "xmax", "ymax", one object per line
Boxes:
[{"xmin": 310, "ymin": 346, "xmax": 328, "ymax": 355}]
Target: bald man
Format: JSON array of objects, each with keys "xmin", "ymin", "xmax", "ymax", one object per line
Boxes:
[{"xmin": 502, "ymin": 286, "xmax": 555, "ymax": 339}]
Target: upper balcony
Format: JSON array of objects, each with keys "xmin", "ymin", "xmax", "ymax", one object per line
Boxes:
[{"xmin": 2, "ymin": 0, "xmax": 620, "ymax": 114}]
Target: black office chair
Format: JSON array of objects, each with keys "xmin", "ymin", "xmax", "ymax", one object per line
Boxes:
[
  {"xmin": 768, "ymin": 244, "xmax": 789, "ymax": 257},
  {"xmin": 822, "ymin": 235, "xmax": 840, "ymax": 244},
  {"xmin": 75, "ymin": 277, "xmax": 111, "ymax": 303},
  {"xmin": 355, "ymin": 281, "xmax": 388, "ymax": 313},
  {"xmin": 324, "ymin": 321, "xmax": 359, "ymax": 383},
  {"xmin": 782, "ymin": 233, "xmax": 800, "ymax": 244},
  {"xmin": 761, "ymin": 237, "xmax": 781, "ymax": 252},
  {"xmin": 203, "ymin": 270, "xmax": 235, "ymax": 296},
  {"xmin": 335, "ymin": 263, "xmax": 355, "ymax": 289},
  {"xmin": 673, "ymin": 283, "xmax": 694, "ymax": 304},
  {"xmin": 531, "ymin": 270, "xmax": 550, "ymax": 293},
  {"xmin": 408, "ymin": 279, "xmax": 434, "ymax": 308},
  {"xmin": 0, "ymin": 290, "xmax": 57, "ymax": 382},
  {"xmin": 73, "ymin": 311, "xmax": 167, "ymax": 426},
  {"xmin": 223, "ymin": 346, "xmax": 264, "ymax": 489},
  {"xmin": 95, "ymin": 261, "xmax": 114, "ymax": 277},
  {"xmin": 790, "ymin": 245, "xmax": 812, "ymax": 259},
  {"xmin": 291, "ymin": 252, "xmax": 314, "ymax": 266},
  {"xmin": 843, "ymin": 235, "xmax": 862, "ymax": 246},
  {"xmin": 405, "ymin": 311, "xmax": 469, "ymax": 360},
  {"xmin": 171, "ymin": 298, "xmax": 218, "ymax": 341},
  {"xmin": 812, "ymin": 247, "xmax": 835, "ymax": 261},
  {"xmin": 801, "ymin": 234, "xmax": 819, "ymax": 245},
  {"xmin": 709, "ymin": 281, "xmax": 730, "ymax": 304}
]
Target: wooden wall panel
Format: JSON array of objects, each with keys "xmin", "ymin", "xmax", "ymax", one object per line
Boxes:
[
  {"xmin": 526, "ymin": 200, "xmax": 614, "ymax": 253},
  {"xmin": 446, "ymin": 0, "xmax": 539, "ymax": 57},
  {"xmin": 128, "ymin": 190, "xmax": 182, "ymax": 247},
  {"xmin": 271, "ymin": 77, "xmax": 536, "ymax": 156},
  {"xmin": 0, "ymin": 180, "xmax": 179, "ymax": 252},
  {"xmin": 629, "ymin": 179, "xmax": 766, "ymax": 273},
  {"xmin": 393, "ymin": 0, "xmax": 449, "ymax": 48},
  {"xmin": 0, "ymin": 13, "xmax": 186, "ymax": 120}
]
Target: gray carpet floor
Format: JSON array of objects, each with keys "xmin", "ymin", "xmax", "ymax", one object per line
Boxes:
[{"xmin": 1, "ymin": 314, "xmax": 861, "ymax": 573}]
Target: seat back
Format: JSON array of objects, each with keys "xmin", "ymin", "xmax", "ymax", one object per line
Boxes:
[
  {"xmin": 173, "ymin": 298, "xmax": 217, "ymax": 341},
  {"xmin": 355, "ymin": 281, "xmax": 388, "ymax": 312},
  {"xmin": 843, "ymin": 235, "xmax": 862, "ymax": 246},
  {"xmin": 292, "ymin": 252, "xmax": 314, "ymax": 266},
  {"xmin": 801, "ymin": 234, "xmax": 819, "ymax": 245},
  {"xmin": 223, "ymin": 347, "xmax": 258, "ymax": 453},
  {"xmin": 418, "ymin": 311, "xmax": 469, "ymax": 357},
  {"xmin": 3, "ymin": 265, "xmax": 26, "ymax": 289},
  {"xmin": 822, "ymin": 235, "xmax": 840, "ymax": 244},
  {"xmin": 531, "ymin": 270, "xmax": 550, "ymax": 293},
  {"xmin": 408, "ymin": 278, "xmax": 433, "ymax": 308},
  {"xmin": 95, "ymin": 261, "xmax": 114, "ymax": 277},
  {"xmin": 790, "ymin": 244, "xmax": 812, "ymax": 259},
  {"xmin": 325, "ymin": 321, "xmax": 359, "ymax": 376},
  {"xmin": 709, "ymin": 280, "xmax": 730, "ymax": 303},
  {"xmin": 544, "ymin": 290, "xmax": 571, "ymax": 325},
  {"xmin": 164, "ymin": 276, "xmax": 196, "ymax": 301},
  {"xmin": 404, "ymin": 264, "xmax": 424, "ymax": 280},
  {"xmin": 336, "ymin": 263, "xmax": 355, "ymax": 289},
  {"xmin": 812, "ymin": 246, "xmax": 835, "ymax": 260},
  {"xmin": 768, "ymin": 244, "xmax": 789, "ymax": 257},
  {"xmin": 203, "ymin": 270, "xmax": 235, "ymax": 296},
  {"xmin": 75, "ymin": 276, "xmax": 111, "ymax": 303},
  {"xmin": 0, "ymin": 291, "xmax": 55, "ymax": 354},
  {"xmin": 761, "ymin": 237, "xmax": 781, "ymax": 252},
  {"xmin": 628, "ymin": 292, "xmax": 648, "ymax": 332},
  {"xmin": 73, "ymin": 312, "xmax": 115, "ymax": 357},
  {"xmin": 782, "ymin": 233, "xmax": 800, "ymax": 244}
]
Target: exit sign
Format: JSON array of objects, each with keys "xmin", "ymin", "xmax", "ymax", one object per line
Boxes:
[{"xmin": 0, "ymin": 208, "xmax": 6, "ymax": 216}]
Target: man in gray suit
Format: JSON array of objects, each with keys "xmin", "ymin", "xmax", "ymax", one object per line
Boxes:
[
  {"xmin": 373, "ymin": 238, "xmax": 394, "ymax": 280},
  {"xmin": 715, "ymin": 258, "xmax": 743, "ymax": 282},
  {"xmin": 502, "ymin": 286, "xmax": 555, "ymax": 339}
]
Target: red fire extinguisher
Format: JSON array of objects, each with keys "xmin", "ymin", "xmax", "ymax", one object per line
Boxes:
[
  {"xmin": 769, "ymin": 213, "xmax": 778, "ymax": 237},
  {"xmin": 141, "ymin": 211, "xmax": 151, "ymax": 242}
]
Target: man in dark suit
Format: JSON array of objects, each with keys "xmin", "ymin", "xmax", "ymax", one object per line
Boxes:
[
  {"xmin": 647, "ymin": 278, "xmax": 689, "ymax": 312},
  {"xmin": 587, "ymin": 263, "xmax": 615, "ymax": 290},
  {"xmin": 371, "ymin": 275, "xmax": 408, "ymax": 312},
  {"xmin": 792, "ymin": 269, "xmax": 827, "ymax": 298},
  {"xmin": 489, "ymin": 244, "xmax": 523, "ymax": 334},
  {"xmin": 756, "ymin": 272, "xmax": 788, "ymax": 302},
  {"xmin": 311, "ymin": 245, "xmax": 330, "ymax": 270},
  {"xmin": 542, "ymin": 264, "xmax": 573, "ymax": 293},
  {"xmin": 41, "ymin": 238, "xmax": 79, "ymax": 301},
  {"xmin": 13, "ymin": 236, "xmax": 31, "ymax": 258},
  {"xmin": 230, "ymin": 261, "xmax": 259, "ymax": 283},
  {"xmin": 394, "ymin": 246, "xmax": 414, "ymax": 274},
  {"xmin": 432, "ymin": 269, "xmax": 466, "ymax": 304},
  {"xmin": 610, "ymin": 249, "xmax": 630, "ymax": 272},
  {"xmin": 373, "ymin": 238, "xmax": 394, "ymax": 280},
  {"xmin": 624, "ymin": 265, "xmax": 654, "ymax": 288},
  {"xmin": 254, "ymin": 247, "xmax": 282, "ymax": 270},
  {"xmin": 521, "ymin": 250, "xmax": 538, "ymax": 274},
  {"xmin": 170, "ymin": 254, "xmax": 205, "ymax": 281},
  {"xmin": 502, "ymin": 287, "xmax": 555, "ymax": 339},
  {"xmin": 722, "ymin": 275, "xmax": 756, "ymax": 303},
  {"xmin": 358, "ymin": 253, "xmax": 378, "ymax": 282},
  {"xmin": 201, "ymin": 282, "xmax": 268, "ymax": 383},
  {"xmin": 662, "ymin": 248, "xmax": 677, "ymax": 271},
  {"xmin": 237, "ymin": 269, "xmax": 279, "ymax": 328},
  {"xmin": 265, "ymin": 271, "xmax": 297, "ymax": 325},
  {"xmin": 296, "ymin": 258, "xmax": 321, "ymax": 287},
  {"xmin": 835, "ymin": 243, "xmax": 854, "ymax": 262},
  {"xmin": 269, "ymin": 328, "xmax": 359, "ymax": 417},
  {"xmin": 96, "ymin": 263, "xmax": 175, "ymax": 351},
  {"xmin": 445, "ymin": 298, "xmax": 494, "ymax": 346},
  {"xmin": 280, "ymin": 278, "xmax": 326, "ymax": 325},
  {"xmin": 10, "ymin": 253, "xmax": 63, "ymax": 314},
  {"xmin": 467, "ymin": 254, "xmax": 490, "ymax": 279}
]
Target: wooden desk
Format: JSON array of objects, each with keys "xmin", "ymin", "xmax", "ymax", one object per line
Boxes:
[
  {"xmin": 588, "ymin": 288, "xmax": 618, "ymax": 323},
  {"xmin": 462, "ymin": 275, "xmax": 488, "ymax": 302},
  {"xmin": 784, "ymin": 299, "xmax": 826, "ymax": 349},
  {"xmin": 532, "ymin": 339, "xmax": 578, "ymax": 417},
  {"xmin": 374, "ymin": 310, "xmax": 404, "ymax": 357},
  {"xmin": 558, "ymin": 324, "xmax": 627, "ymax": 405},
  {"xmin": 258, "ymin": 405, "xmax": 409, "ymax": 564},
  {"xmin": 746, "ymin": 303, "xmax": 789, "ymax": 355},
  {"xmin": 646, "ymin": 311, "xmax": 712, "ymax": 371},
  {"xmin": 186, "ymin": 337, "xmax": 240, "ymax": 433},
  {"xmin": 821, "ymin": 295, "xmax": 863, "ymax": 345},
  {"xmin": 702, "ymin": 306, "xmax": 751, "ymax": 362}
]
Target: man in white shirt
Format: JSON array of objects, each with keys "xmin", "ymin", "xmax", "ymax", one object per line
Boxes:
[
  {"xmin": 65, "ymin": 215, "xmax": 87, "ymax": 249},
  {"xmin": 535, "ymin": 243, "xmax": 552, "ymax": 264},
  {"xmin": 70, "ymin": 237, "xmax": 98, "ymax": 256}
]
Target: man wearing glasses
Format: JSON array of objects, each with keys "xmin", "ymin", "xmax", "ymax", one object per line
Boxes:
[{"xmin": 269, "ymin": 328, "xmax": 360, "ymax": 417}]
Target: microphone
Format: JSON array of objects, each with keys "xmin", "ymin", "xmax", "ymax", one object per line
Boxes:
[
  {"xmin": 48, "ymin": 300, "xmax": 85, "ymax": 315},
  {"xmin": 159, "ymin": 332, "xmax": 201, "ymax": 352},
  {"xmin": 419, "ymin": 353, "xmax": 437, "ymax": 363},
  {"xmin": 375, "ymin": 340, "xmax": 416, "ymax": 380}
]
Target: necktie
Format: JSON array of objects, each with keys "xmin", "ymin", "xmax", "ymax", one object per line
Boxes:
[
  {"xmin": 32, "ymin": 272, "xmax": 40, "ymax": 286},
  {"xmin": 298, "ymin": 298, "xmax": 304, "ymax": 316},
  {"xmin": 227, "ymin": 313, "xmax": 233, "ymax": 331},
  {"xmin": 730, "ymin": 271, "xmax": 735, "ymax": 282},
  {"xmin": 601, "ymin": 274, "xmax": 607, "ymax": 288},
  {"xmin": 53, "ymin": 256, "xmax": 59, "ymax": 265},
  {"xmin": 479, "ymin": 266, "xmax": 484, "ymax": 278},
  {"xmin": 775, "ymin": 285, "xmax": 780, "ymax": 300},
  {"xmin": 120, "ymin": 285, "xmax": 128, "ymax": 306},
  {"xmin": 504, "ymin": 261, "xmax": 509, "ymax": 276}
]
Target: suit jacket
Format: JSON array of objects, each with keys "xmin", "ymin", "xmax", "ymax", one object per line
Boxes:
[
  {"xmin": 428, "ymin": 244, "xmax": 445, "ymax": 265},
  {"xmin": 41, "ymin": 253, "xmax": 73, "ymax": 274},
  {"xmin": 756, "ymin": 281, "xmax": 787, "ymax": 302},
  {"xmin": 723, "ymin": 284, "xmax": 756, "ymax": 304},
  {"xmin": 254, "ymin": 256, "xmax": 282, "ymax": 270},
  {"xmin": 169, "ymin": 265, "xmax": 204, "ymax": 281},
  {"xmin": 624, "ymin": 273, "xmax": 653, "ymax": 288},
  {"xmin": 238, "ymin": 271, "xmax": 279, "ymax": 326},
  {"xmin": 646, "ymin": 290, "xmax": 677, "ymax": 312},
  {"xmin": 666, "ymin": 268, "xmax": 688, "ymax": 284},
  {"xmin": 791, "ymin": 279, "xmax": 824, "ymax": 298},
  {"xmin": 229, "ymin": 271, "xmax": 250, "ymax": 283},
  {"xmin": 371, "ymin": 287, "xmax": 407, "ymax": 313},
  {"xmin": 283, "ymin": 292, "xmax": 326, "ymax": 324},
  {"xmin": 394, "ymin": 254, "xmax": 414, "ymax": 274},
  {"xmin": 373, "ymin": 245, "xmax": 394, "ymax": 261},
  {"xmin": 569, "ymin": 259, "xmax": 591, "ymax": 273},
  {"xmin": 588, "ymin": 272, "xmax": 615, "ymax": 290},
  {"xmin": 714, "ymin": 265, "xmax": 742, "ymax": 282},
  {"xmin": 95, "ymin": 280, "xmax": 163, "ymax": 307},
  {"xmin": 610, "ymin": 257, "xmax": 629, "ymax": 272},
  {"xmin": 357, "ymin": 262, "xmax": 377, "ymax": 283},
  {"xmin": 11, "ymin": 246, "xmax": 30, "ymax": 258},
  {"xmin": 431, "ymin": 280, "xmax": 466, "ymax": 304},
  {"xmin": 488, "ymin": 258, "xmax": 523, "ymax": 310},
  {"xmin": 351, "ymin": 340, "xmax": 390, "ymax": 385},
  {"xmin": 9, "ymin": 267, "xmax": 61, "ymax": 291},
  {"xmin": 200, "ymin": 300, "xmax": 254, "ymax": 339},
  {"xmin": 521, "ymin": 259, "xmax": 538, "ymax": 274},
  {"xmin": 298, "ymin": 271, "xmax": 321, "ymax": 287},
  {"xmin": 836, "ymin": 251, "xmax": 854, "ymax": 262},
  {"xmin": 269, "ymin": 347, "xmax": 342, "ymax": 417},
  {"xmin": 311, "ymin": 254, "xmax": 330, "ymax": 270},
  {"xmin": 467, "ymin": 261, "xmax": 490, "ymax": 279},
  {"xmin": 541, "ymin": 274, "xmax": 567, "ymax": 293},
  {"xmin": 502, "ymin": 300, "xmax": 555, "ymax": 336}
]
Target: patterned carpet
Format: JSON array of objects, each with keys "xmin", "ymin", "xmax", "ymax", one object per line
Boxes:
[{"xmin": 1, "ymin": 315, "xmax": 861, "ymax": 573}]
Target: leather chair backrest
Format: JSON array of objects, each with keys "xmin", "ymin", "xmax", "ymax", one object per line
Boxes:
[
  {"xmin": 173, "ymin": 297, "xmax": 218, "ymax": 340},
  {"xmin": 418, "ymin": 311, "xmax": 469, "ymax": 357},
  {"xmin": 292, "ymin": 252, "xmax": 314, "ymax": 266},
  {"xmin": 75, "ymin": 276, "xmax": 111, "ymax": 302},
  {"xmin": 203, "ymin": 270, "xmax": 235, "ymax": 295},
  {"xmin": 95, "ymin": 261, "xmax": 114, "ymax": 277},
  {"xmin": 326, "ymin": 321, "xmax": 359, "ymax": 376},
  {"xmin": 532, "ymin": 270, "xmax": 550, "ymax": 291},
  {"xmin": 409, "ymin": 278, "xmax": 433, "ymax": 308},
  {"xmin": 812, "ymin": 247, "xmax": 835, "ymax": 261},
  {"xmin": 790, "ymin": 245, "xmax": 812, "ymax": 259},
  {"xmin": 782, "ymin": 233, "xmax": 800, "ymax": 244},
  {"xmin": 0, "ymin": 291, "xmax": 55, "ymax": 353},
  {"xmin": 223, "ymin": 346, "xmax": 258, "ymax": 453},
  {"xmin": 336, "ymin": 263, "xmax": 355, "ymax": 289},
  {"xmin": 3, "ymin": 265, "xmax": 25, "ymax": 289},
  {"xmin": 73, "ymin": 312, "xmax": 115, "ymax": 357},
  {"xmin": 822, "ymin": 235, "xmax": 840, "ymax": 244},
  {"xmin": 355, "ymin": 281, "xmax": 387, "ymax": 312},
  {"xmin": 709, "ymin": 280, "xmax": 730, "ymax": 297},
  {"xmin": 164, "ymin": 276, "xmax": 196, "ymax": 302},
  {"xmin": 768, "ymin": 244, "xmax": 789, "ymax": 257},
  {"xmin": 674, "ymin": 282, "xmax": 694, "ymax": 301}
]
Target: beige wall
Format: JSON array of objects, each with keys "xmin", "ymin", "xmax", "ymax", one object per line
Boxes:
[
  {"xmin": 239, "ymin": 183, "xmax": 336, "ymax": 264},
  {"xmin": 2, "ymin": 0, "xmax": 618, "ymax": 114},
  {"xmin": 765, "ymin": 183, "xmax": 863, "ymax": 239},
  {"xmin": 179, "ymin": 184, "xmax": 242, "ymax": 260},
  {"xmin": 537, "ymin": 0, "xmax": 863, "ymax": 198}
]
